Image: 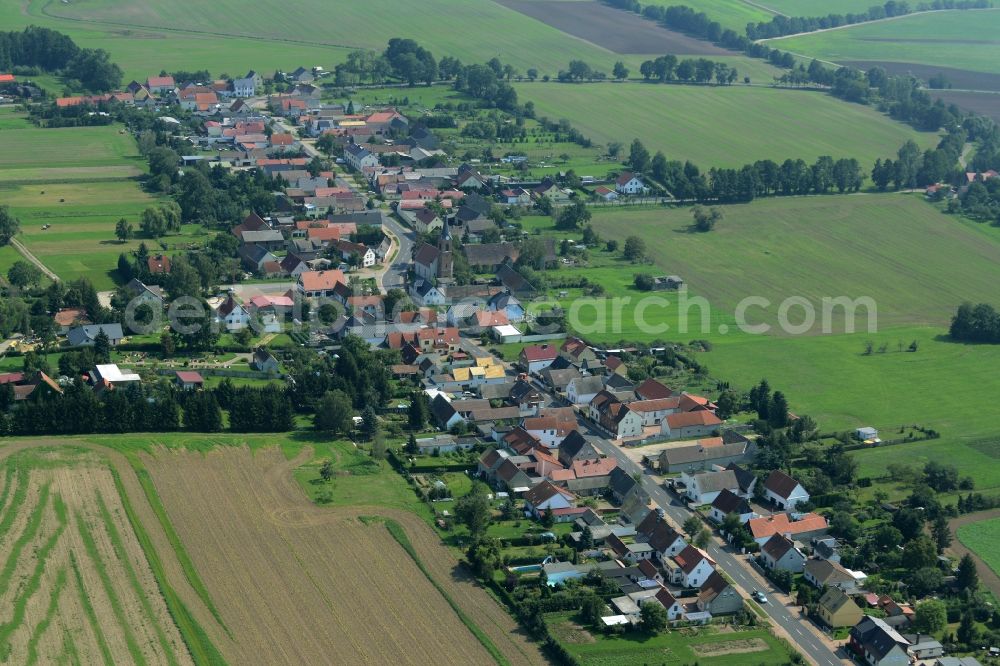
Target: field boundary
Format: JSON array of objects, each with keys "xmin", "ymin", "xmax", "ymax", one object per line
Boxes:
[
  {"xmin": 951, "ymin": 508, "xmax": 1000, "ymax": 599},
  {"xmin": 382, "ymin": 517, "xmax": 509, "ymax": 666},
  {"xmin": 109, "ymin": 466, "xmax": 229, "ymax": 666}
]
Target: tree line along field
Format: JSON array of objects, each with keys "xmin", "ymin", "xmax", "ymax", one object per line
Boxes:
[
  {"xmin": 0, "ymin": 114, "xmax": 158, "ymax": 289},
  {"xmin": 750, "ymin": 0, "xmax": 884, "ymax": 16},
  {"xmin": 0, "ymin": 445, "xmax": 194, "ymax": 665},
  {"xmin": 770, "ymin": 9, "xmax": 1000, "ymax": 77},
  {"xmin": 515, "ymin": 82, "xmax": 938, "ymax": 167}
]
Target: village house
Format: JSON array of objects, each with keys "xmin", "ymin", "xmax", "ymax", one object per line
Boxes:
[
  {"xmin": 662, "ymin": 411, "xmax": 723, "ymax": 440},
  {"xmin": 663, "ymin": 545, "xmax": 716, "ymax": 588},
  {"xmin": 708, "ymin": 488, "xmax": 756, "ymax": 524},
  {"xmin": 297, "ymin": 269, "xmax": 346, "ymax": 298},
  {"xmin": 147, "ymin": 254, "xmax": 171, "ymax": 275},
  {"xmin": 519, "ymin": 344, "xmax": 559, "ymax": 374},
  {"xmin": 53, "ymin": 307, "xmax": 90, "ymax": 335},
  {"xmin": 345, "ymin": 143, "xmax": 379, "ymax": 171},
  {"xmin": 804, "ymin": 558, "xmax": 866, "ymax": 592},
  {"xmin": 67, "ymin": 324, "xmax": 124, "ymax": 347},
  {"xmin": 566, "ymin": 375, "xmax": 604, "ymax": 406},
  {"xmin": 251, "ymin": 348, "xmax": 280, "ymax": 374},
  {"xmin": 215, "ymin": 295, "xmax": 250, "ymax": 331},
  {"xmin": 697, "ymin": 571, "xmax": 743, "ymax": 616},
  {"xmin": 659, "ymin": 438, "xmax": 749, "ymax": 474},
  {"xmin": 759, "ymin": 533, "xmax": 807, "ymax": 573},
  {"xmin": 680, "ymin": 469, "xmax": 740, "ymax": 505},
  {"xmin": 763, "ymin": 470, "xmax": 810, "ymax": 510},
  {"xmin": 523, "ymin": 481, "xmax": 575, "ymax": 520},
  {"xmin": 849, "ymin": 616, "xmax": 911, "ymax": 666},
  {"xmin": 125, "ymin": 279, "xmax": 165, "ymax": 308},
  {"xmin": 748, "ymin": 512, "xmax": 829, "ymax": 546},
  {"xmin": 817, "ymin": 587, "xmax": 863, "ymax": 628},
  {"xmin": 615, "ymin": 171, "xmax": 648, "ymax": 195},
  {"xmin": 636, "ymin": 511, "xmax": 687, "ymax": 560}
]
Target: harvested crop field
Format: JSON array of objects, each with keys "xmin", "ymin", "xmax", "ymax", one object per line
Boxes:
[
  {"xmin": 141, "ymin": 445, "xmax": 545, "ymax": 665},
  {"xmin": 842, "ymin": 61, "xmax": 1000, "ymax": 92},
  {"xmin": 496, "ymin": 0, "xmax": 731, "ymax": 55},
  {"xmin": 0, "ymin": 446, "xmax": 192, "ymax": 665},
  {"xmin": 931, "ymin": 90, "xmax": 1000, "ymax": 124}
]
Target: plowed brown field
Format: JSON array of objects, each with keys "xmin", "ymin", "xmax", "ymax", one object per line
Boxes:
[
  {"xmin": 141, "ymin": 446, "xmax": 546, "ymax": 665},
  {"xmin": 0, "ymin": 446, "xmax": 192, "ymax": 665}
]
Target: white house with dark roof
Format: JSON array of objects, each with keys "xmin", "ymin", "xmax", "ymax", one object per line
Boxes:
[
  {"xmin": 615, "ymin": 171, "xmax": 647, "ymax": 195},
  {"xmin": 763, "ymin": 470, "xmax": 810, "ymax": 510},
  {"xmin": 709, "ymin": 489, "xmax": 756, "ymax": 524},
  {"xmin": 759, "ymin": 533, "xmax": 806, "ymax": 573}
]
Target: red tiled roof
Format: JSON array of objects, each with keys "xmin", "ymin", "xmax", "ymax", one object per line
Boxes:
[
  {"xmin": 175, "ymin": 371, "xmax": 204, "ymax": 383},
  {"xmin": 298, "ymin": 269, "xmax": 346, "ymax": 292},
  {"xmin": 666, "ymin": 411, "xmax": 722, "ymax": 428},
  {"xmin": 520, "ymin": 344, "xmax": 558, "ymax": 362},
  {"xmin": 749, "ymin": 513, "xmax": 828, "ymax": 540}
]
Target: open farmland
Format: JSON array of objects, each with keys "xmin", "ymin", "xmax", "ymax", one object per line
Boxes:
[
  {"xmin": 771, "ymin": 9, "xmax": 1000, "ymax": 77},
  {"xmin": 497, "ymin": 0, "xmax": 734, "ymax": 54},
  {"xmin": 955, "ymin": 514, "xmax": 1000, "ymax": 595},
  {"xmin": 587, "ymin": 195, "xmax": 1000, "ymax": 330},
  {"xmin": 0, "ymin": 446, "xmax": 194, "ymax": 665},
  {"xmin": 752, "ymin": 0, "xmax": 883, "ymax": 16},
  {"xmin": 645, "ymin": 0, "xmax": 775, "ymax": 32},
  {"xmin": 515, "ymin": 82, "xmax": 937, "ymax": 166},
  {"xmin": 4, "ymin": 0, "xmax": 652, "ymax": 81},
  {"xmin": 575, "ymin": 195, "xmax": 1000, "ymax": 436},
  {"xmin": 138, "ymin": 443, "xmax": 545, "ymax": 665},
  {"xmin": 0, "ymin": 116, "xmax": 156, "ymax": 288}
]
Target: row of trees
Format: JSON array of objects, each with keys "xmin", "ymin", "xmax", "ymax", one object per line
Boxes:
[
  {"xmin": 748, "ymin": 0, "xmax": 988, "ymax": 40},
  {"xmin": 639, "ymin": 55, "xmax": 739, "ymax": 85},
  {"xmin": 872, "ymin": 132, "xmax": 964, "ymax": 191},
  {"xmin": 0, "ymin": 26, "xmax": 121, "ymax": 91}
]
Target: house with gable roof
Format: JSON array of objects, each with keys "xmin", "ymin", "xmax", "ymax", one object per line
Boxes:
[
  {"xmin": 849, "ymin": 616, "xmax": 911, "ymax": 666},
  {"xmin": 760, "ymin": 533, "xmax": 806, "ymax": 573},
  {"xmin": 615, "ymin": 171, "xmax": 647, "ymax": 195},
  {"xmin": 697, "ymin": 571, "xmax": 743, "ymax": 615},
  {"xmin": 763, "ymin": 470, "xmax": 810, "ymax": 510},
  {"xmin": 663, "ymin": 545, "xmax": 716, "ymax": 588},
  {"xmin": 523, "ymin": 481, "xmax": 575, "ymax": 519},
  {"xmin": 709, "ymin": 489, "xmax": 756, "ymax": 524},
  {"xmin": 748, "ymin": 512, "xmax": 828, "ymax": 546},
  {"xmin": 636, "ymin": 510, "xmax": 687, "ymax": 560},
  {"xmin": 817, "ymin": 587, "xmax": 863, "ymax": 628},
  {"xmin": 215, "ymin": 295, "xmax": 250, "ymax": 331}
]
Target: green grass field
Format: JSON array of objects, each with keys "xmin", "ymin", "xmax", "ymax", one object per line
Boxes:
[
  {"xmin": 0, "ymin": 116, "xmax": 156, "ymax": 289},
  {"xmin": 587, "ymin": 195, "xmax": 1000, "ymax": 330},
  {"xmin": 515, "ymin": 82, "xmax": 937, "ymax": 167},
  {"xmin": 548, "ymin": 195, "xmax": 1000, "ymax": 439},
  {"xmin": 771, "ymin": 9, "xmax": 1000, "ymax": 75},
  {"xmin": 856, "ymin": 437, "xmax": 1000, "ymax": 498},
  {"xmin": 547, "ymin": 612, "xmax": 794, "ymax": 665},
  {"xmin": 957, "ymin": 517, "xmax": 1000, "ymax": 578},
  {"xmin": 0, "ymin": 0, "xmax": 655, "ymax": 82}
]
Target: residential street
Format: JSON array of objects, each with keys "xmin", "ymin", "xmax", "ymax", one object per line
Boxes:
[
  {"xmin": 584, "ymin": 430, "xmax": 851, "ymax": 666},
  {"xmin": 379, "ymin": 213, "xmax": 414, "ymax": 292}
]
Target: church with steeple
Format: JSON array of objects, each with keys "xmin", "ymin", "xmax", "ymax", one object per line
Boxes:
[{"xmin": 436, "ymin": 221, "xmax": 454, "ymax": 282}]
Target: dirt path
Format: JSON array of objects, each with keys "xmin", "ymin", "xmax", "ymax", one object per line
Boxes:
[
  {"xmin": 949, "ymin": 509, "xmax": 1000, "ymax": 599},
  {"xmin": 741, "ymin": 0, "xmax": 784, "ymax": 17},
  {"xmin": 9, "ymin": 238, "xmax": 59, "ymax": 282}
]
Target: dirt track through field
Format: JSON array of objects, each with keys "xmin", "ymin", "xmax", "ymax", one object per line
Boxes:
[{"xmin": 141, "ymin": 446, "xmax": 546, "ymax": 665}]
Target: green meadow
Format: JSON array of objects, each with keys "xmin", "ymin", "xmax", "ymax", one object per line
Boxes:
[
  {"xmin": 957, "ymin": 517, "xmax": 1000, "ymax": 577},
  {"xmin": 648, "ymin": 0, "xmax": 774, "ymax": 31},
  {"xmin": 0, "ymin": 114, "xmax": 156, "ymax": 289},
  {"xmin": 2, "ymin": 0, "xmax": 652, "ymax": 82},
  {"xmin": 516, "ymin": 82, "xmax": 938, "ymax": 167},
  {"xmin": 529, "ymin": 194, "xmax": 1000, "ymax": 441},
  {"xmin": 772, "ymin": 9, "xmax": 1000, "ymax": 75}
]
